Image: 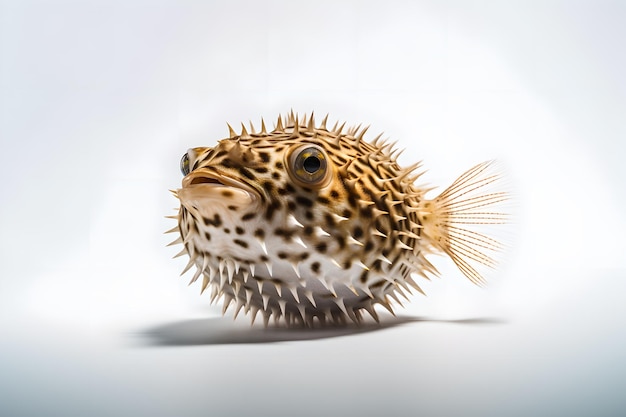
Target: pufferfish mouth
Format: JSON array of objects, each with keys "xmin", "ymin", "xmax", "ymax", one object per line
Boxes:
[
  {"xmin": 189, "ymin": 176, "xmax": 223, "ymax": 186},
  {"xmin": 180, "ymin": 170, "xmax": 260, "ymax": 202}
]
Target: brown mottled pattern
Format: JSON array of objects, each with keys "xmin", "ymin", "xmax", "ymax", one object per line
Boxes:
[{"xmin": 168, "ymin": 112, "xmax": 508, "ymax": 327}]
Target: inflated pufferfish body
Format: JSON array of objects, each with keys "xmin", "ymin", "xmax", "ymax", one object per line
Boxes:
[{"xmin": 168, "ymin": 112, "xmax": 507, "ymax": 326}]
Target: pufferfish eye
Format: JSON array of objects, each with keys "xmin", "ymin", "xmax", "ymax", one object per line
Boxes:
[
  {"xmin": 180, "ymin": 152, "xmax": 190, "ymax": 176},
  {"xmin": 287, "ymin": 144, "xmax": 331, "ymax": 186}
]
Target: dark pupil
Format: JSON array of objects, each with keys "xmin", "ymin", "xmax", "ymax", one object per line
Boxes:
[
  {"xmin": 303, "ymin": 156, "xmax": 321, "ymax": 174},
  {"xmin": 180, "ymin": 153, "xmax": 190, "ymax": 176}
]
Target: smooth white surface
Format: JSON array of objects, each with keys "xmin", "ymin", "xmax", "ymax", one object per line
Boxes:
[{"xmin": 1, "ymin": 1, "xmax": 625, "ymax": 416}]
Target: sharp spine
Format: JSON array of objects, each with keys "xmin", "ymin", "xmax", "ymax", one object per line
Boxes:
[
  {"xmin": 304, "ymin": 290, "xmax": 316, "ymax": 307},
  {"xmin": 289, "ymin": 285, "xmax": 300, "ymax": 303},
  {"xmin": 334, "ymin": 298, "xmax": 348, "ymax": 315},
  {"xmin": 200, "ymin": 273, "xmax": 210, "ymax": 293},
  {"xmin": 292, "ymin": 236, "xmax": 307, "ymax": 248},
  {"xmin": 180, "ymin": 258, "xmax": 195, "ymax": 275},
  {"xmin": 320, "ymin": 114, "xmax": 329, "ymax": 130},
  {"xmin": 287, "ymin": 214, "xmax": 304, "ymax": 228},
  {"xmin": 166, "ymin": 236, "xmax": 183, "ymax": 247},
  {"xmin": 240, "ymin": 123, "xmax": 249, "ymax": 138},
  {"xmin": 273, "ymin": 282, "xmax": 282, "ymax": 297}
]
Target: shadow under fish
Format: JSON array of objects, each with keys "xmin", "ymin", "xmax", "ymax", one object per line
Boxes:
[{"xmin": 134, "ymin": 315, "xmax": 506, "ymax": 346}]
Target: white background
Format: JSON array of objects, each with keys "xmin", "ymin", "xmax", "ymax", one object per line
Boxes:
[{"xmin": 1, "ymin": 1, "xmax": 625, "ymax": 416}]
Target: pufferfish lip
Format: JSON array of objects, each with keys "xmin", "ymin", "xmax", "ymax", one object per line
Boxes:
[{"xmin": 182, "ymin": 170, "xmax": 259, "ymax": 199}]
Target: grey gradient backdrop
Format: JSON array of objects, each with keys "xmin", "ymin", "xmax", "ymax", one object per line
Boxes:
[{"xmin": 1, "ymin": 1, "xmax": 625, "ymax": 416}]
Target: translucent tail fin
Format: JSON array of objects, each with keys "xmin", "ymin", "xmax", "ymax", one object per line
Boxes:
[{"xmin": 419, "ymin": 161, "xmax": 509, "ymax": 285}]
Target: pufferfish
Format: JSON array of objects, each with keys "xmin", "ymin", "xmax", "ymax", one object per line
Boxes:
[{"xmin": 167, "ymin": 112, "xmax": 507, "ymax": 327}]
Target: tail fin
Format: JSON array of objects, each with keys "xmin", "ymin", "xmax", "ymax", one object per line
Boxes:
[{"xmin": 418, "ymin": 161, "xmax": 509, "ymax": 285}]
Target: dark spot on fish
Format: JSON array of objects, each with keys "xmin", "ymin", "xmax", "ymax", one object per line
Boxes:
[
  {"xmin": 353, "ymin": 226, "xmax": 363, "ymax": 239},
  {"xmin": 254, "ymin": 229, "xmax": 265, "ymax": 238},
  {"xmin": 317, "ymin": 196, "xmax": 330, "ymax": 205},
  {"xmin": 287, "ymin": 201, "xmax": 297, "ymax": 211},
  {"xmin": 277, "ymin": 252, "xmax": 287, "ymax": 259},
  {"xmin": 234, "ymin": 239, "xmax": 248, "ymax": 248},
  {"xmin": 272, "ymin": 172, "xmax": 280, "ymax": 180},
  {"xmin": 204, "ymin": 232, "xmax": 211, "ymax": 241},
  {"xmin": 342, "ymin": 209, "xmax": 352, "ymax": 218},
  {"xmin": 274, "ymin": 228, "xmax": 293, "ymax": 240},
  {"xmin": 303, "ymin": 225, "xmax": 313, "ymax": 236},
  {"xmin": 372, "ymin": 259, "xmax": 382, "ymax": 272},
  {"xmin": 263, "ymin": 181, "xmax": 274, "ymax": 193},
  {"xmin": 359, "ymin": 270, "xmax": 369, "ymax": 284},
  {"xmin": 275, "ymin": 161, "xmax": 284, "ymax": 169},
  {"xmin": 260, "ymin": 255, "xmax": 269, "ymax": 262},
  {"xmin": 305, "ymin": 210, "xmax": 314, "ymax": 220},
  {"xmin": 239, "ymin": 167, "xmax": 255, "ymax": 180},
  {"xmin": 254, "ymin": 167, "xmax": 269, "ymax": 173},
  {"xmin": 270, "ymin": 199, "xmax": 282, "ymax": 210},
  {"xmin": 324, "ymin": 213, "xmax": 335, "ymax": 228},
  {"xmin": 224, "ymin": 228, "xmax": 231, "ymax": 234},
  {"xmin": 299, "ymin": 253, "xmax": 310, "ymax": 261},
  {"xmin": 315, "ymin": 242, "xmax": 327, "ymax": 253},
  {"xmin": 311, "ymin": 262, "xmax": 320, "ymax": 273},
  {"xmin": 347, "ymin": 191, "xmax": 357, "ymax": 208},
  {"xmin": 336, "ymin": 156, "xmax": 348, "ymax": 165},
  {"xmin": 228, "ymin": 205, "xmax": 238, "ymax": 211},
  {"xmin": 202, "ymin": 214, "xmax": 222, "ymax": 228},
  {"xmin": 330, "ymin": 189, "xmax": 340, "ymax": 199},
  {"xmin": 235, "ymin": 227, "xmax": 245, "ymax": 235},
  {"xmin": 242, "ymin": 212, "xmax": 256, "ymax": 221},
  {"xmin": 259, "ymin": 152, "xmax": 270, "ymax": 163},
  {"xmin": 221, "ymin": 190, "xmax": 234, "ymax": 197},
  {"xmin": 327, "ymin": 141, "xmax": 341, "ymax": 151},
  {"xmin": 371, "ymin": 280, "xmax": 386, "ymax": 289},
  {"xmin": 296, "ymin": 196, "xmax": 314, "ymax": 208},
  {"xmin": 364, "ymin": 241, "xmax": 374, "ymax": 252}
]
